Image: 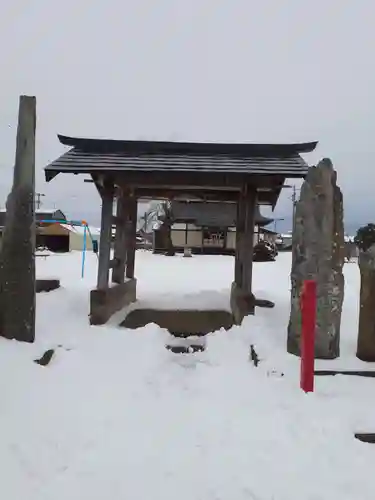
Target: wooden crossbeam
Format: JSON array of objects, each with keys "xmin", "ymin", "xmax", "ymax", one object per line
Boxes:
[{"xmin": 314, "ymin": 370, "xmax": 375, "ymax": 378}]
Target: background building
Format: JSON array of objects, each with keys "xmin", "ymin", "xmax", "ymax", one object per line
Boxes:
[
  {"xmin": 0, "ymin": 208, "xmax": 100, "ymax": 252},
  {"xmin": 154, "ymin": 201, "xmax": 277, "ymax": 254}
]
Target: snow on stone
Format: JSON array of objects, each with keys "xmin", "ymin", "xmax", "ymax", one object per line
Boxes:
[{"xmin": 0, "ymin": 251, "xmax": 374, "ymax": 499}]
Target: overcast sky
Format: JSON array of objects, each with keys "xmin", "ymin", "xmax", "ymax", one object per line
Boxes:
[{"xmin": 1, "ymin": 0, "xmax": 374, "ymax": 233}]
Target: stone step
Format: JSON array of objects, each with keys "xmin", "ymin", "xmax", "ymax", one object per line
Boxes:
[{"xmin": 120, "ymin": 308, "xmax": 234, "ymax": 335}]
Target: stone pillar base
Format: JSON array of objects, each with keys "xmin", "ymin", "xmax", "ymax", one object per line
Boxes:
[
  {"xmin": 230, "ymin": 281, "xmax": 255, "ymax": 325},
  {"xmin": 36, "ymin": 279, "xmax": 60, "ymax": 293},
  {"xmin": 90, "ymin": 279, "xmax": 137, "ymax": 325}
]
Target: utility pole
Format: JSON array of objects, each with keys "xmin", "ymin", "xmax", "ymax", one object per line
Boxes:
[
  {"xmin": 35, "ymin": 192, "xmax": 45, "ymax": 210},
  {"xmin": 273, "ymin": 217, "xmax": 285, "ymax": 234}
]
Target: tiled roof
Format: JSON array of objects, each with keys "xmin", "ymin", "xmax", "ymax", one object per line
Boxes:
[
  {"xmin": 172, "ymin": 201, "xmax": 273, "ymax": 227},
  {"xmin": 44, "ymin": 135, "xmax": 317, "ymax": 179},
  {"xmin": 0, "ymin": 209, "xmax": 66, "ymax": 228}
]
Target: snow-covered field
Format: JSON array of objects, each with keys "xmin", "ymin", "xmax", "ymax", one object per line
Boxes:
[{"xmin": 1, "ymin": 251, "xmax": 375, "ymax": 500}]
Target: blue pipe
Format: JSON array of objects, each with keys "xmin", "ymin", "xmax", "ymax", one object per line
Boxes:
[
  {"xmin": 39, "ymin": 219, "xmax": 94, "ymax": 278},
  {"xmin": 81, "ymin": 224, "xmax": 87, "ymax": 278}
]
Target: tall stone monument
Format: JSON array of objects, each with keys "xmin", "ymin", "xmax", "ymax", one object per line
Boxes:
[
  {"xmin": 355, "ymin": 224, "xmax": 375, "ymax": 361},
  {"xmin": 0, "ymin": 96, "xmax": 36, "ymax": 342},
  {"xmin": 287, "ymin": 158, "xmax": 345, "ymax": 359}
]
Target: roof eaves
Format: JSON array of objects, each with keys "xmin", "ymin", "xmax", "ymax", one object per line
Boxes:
[{"xmin": 57, "ymin": 134, "xmax": 318, "ymax": 156}]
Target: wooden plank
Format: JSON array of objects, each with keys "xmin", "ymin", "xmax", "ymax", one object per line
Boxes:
[
  {"xmin": 136, "ymin": 188, "xmax": 240, "ymax": 202},
  {"xmin": 112, "ymin": 215, "xmax": 124, "ymax": 225},
  {"xmin": 109, "ymin": 258, "xmax": 118, "ymax": 269},
  {"xmin": 135, "ymin": 188, "xmax": 277, "ymax": 204},
  {"xmin": 234, "ymin": 185, "xmax": 256, "ymax": 294},
  {"xmin": 125, "ymin": 196, "xmax": 137, "ymax": 279},
  {"xmin": 234, "ymin": 193, "xmax": 245, "ymax": 287},
  {"xmin": 116, "ymin": 171, "xmax": 285, "ymax": 190},
  {"xmin": 89, "ymin": 173, "xmax": 285, "ymax": 206},
  {"xmin": 112, "ymin": 191, "xmax": 128, "ymax": 284},
  {"xmin": 97, "ymin": 182, "xmax": 114, "ymax": 289},
  {"xmin": 315, "ymin": 370, "xmax": 375, "ymax": 378},
  {"xmin": 242, "ymin": 186, "xmax": 256, "ymax": 293}
]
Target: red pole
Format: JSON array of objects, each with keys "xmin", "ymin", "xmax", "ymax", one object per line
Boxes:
[{"xmin": 300, "ymin": 280, "xmax": 316, "ymax": 393}]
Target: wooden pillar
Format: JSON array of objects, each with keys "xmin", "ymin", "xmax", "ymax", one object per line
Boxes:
[
  {"xmin": 235, "ymin": 196, "xmax": 245, "ymax": 287},
  {"xmin": 125, "ymin": 195, "xmax": 137, "ymax": 279},
  {"xmin": 112, "ymin": 190, "xmax": 128, "ymax": 284},
  {"xmin": 97, "ymin": 181, "xmax": 114, "ymax": 290},
  {"xmin": 234, "ymin": 184, "xmax": 256, "ymax": 297}
]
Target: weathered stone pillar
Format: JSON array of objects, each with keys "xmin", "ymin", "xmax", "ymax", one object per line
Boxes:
[
  {"xmin": 355, "ymin": 226, "xmax": 375, "ymax": 361},
  {"xmin": 287, "ymin": 158, "xmax": 345, "ymax": 359},
  {"xmin": 0, "ymin": 95, "xmax": 36, "ymax": 342}
]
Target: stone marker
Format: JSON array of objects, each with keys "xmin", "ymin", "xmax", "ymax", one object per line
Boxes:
[
  {"xmin": 355, "ymin": 224, "xmax": 375, "ymax": 361},
  {"xmin": 287, "ymin": 158, "xmax": 345, "ymax": 359},
  {"xmin": 0, "ymin": 96, "xmax": 36, "ymax": 342}
]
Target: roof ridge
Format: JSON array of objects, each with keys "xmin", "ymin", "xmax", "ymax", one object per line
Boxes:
[{"xmin": 58, "ymin": 135, "xmax": 318, "ymax": 156}]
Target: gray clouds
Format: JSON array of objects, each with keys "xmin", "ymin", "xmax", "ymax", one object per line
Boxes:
[{"xmin": 0, "ymin": 0, "xmax": 374, "ymax": 230}]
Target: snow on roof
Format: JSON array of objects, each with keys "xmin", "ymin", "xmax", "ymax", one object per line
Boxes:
[
  {"xmin": 0, "ymin": 208, "xmax": 58, "ymax": 213},
  {"xmin": 60, "ymin": 223, "xmax": 100, "ymax": 236},
  {"xmin": 279, "ymin": 233, "xmax": 356, "ymax": 243},
  {"xmin": 344, "ymin": 235, "xmax": 355, "ymax": 242}
]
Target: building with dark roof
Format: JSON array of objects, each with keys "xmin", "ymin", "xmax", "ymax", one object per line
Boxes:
[
  {"xmin": 171, "ymin": 201, "xmax": 273, "ymax": 227},
  {"xmin": 153, "ymin": 201, "xmax": 276, "ymax": 254},
  {"xmin": 44, "ymin": 134, "xmax": 317, "ymax": 325},
  {"xmin": 0, "ymin": 208, "xmax": 66, "ymax": 229}
]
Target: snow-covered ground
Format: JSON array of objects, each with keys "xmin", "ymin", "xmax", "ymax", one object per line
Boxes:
[{"xmin": 1, "ymin": 251, "xmax": 375, "ymax": 499}]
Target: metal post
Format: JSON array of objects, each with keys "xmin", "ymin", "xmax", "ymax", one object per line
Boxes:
[{"xmin": 81, "ymin": 223, "xmax": 87, "ymax": 278}]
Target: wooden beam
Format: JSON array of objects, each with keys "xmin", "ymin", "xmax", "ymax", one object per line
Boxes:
[
  {"xmin": 88, "ymin": 175, "xmax": 282, "ymax": 205},
  {"xmin": 135, "ymin": 188, "xmax": 240, "ymax": 202},
  {"xmin": 112, "ymin": 191, "xmax": 129, "ymax": 284},
  {"xmin": 314, "ymin": 370, "xmax": 375, "ymax": 378},
  {"xmin": 234, "ymin": 195, "xmax": 245, "ymax": 287},
  {"xmin": 90, "ymin": 174, "xmax": 104, "ymax": 197},
  {"xmin": 109, "ymin": 258, "xmax": 118, "ymax": 269},
  {"xmin": 90, "ymin": 174, "xmax": 117, "ymax": 198},
  {"xmin": 234, "ymin": 184, "xmax": 256, "ymax": 295},
  {"xmin": 112, "ymin": 215, "xmax": 124, "ymax": 225},
  {"xmin": 243, "ymin": 186, "xmax": 256, "ymax": 293},
  {"xmin": 115, "ymin": 171, "xmax": 285, "ymax": 190},
  {"xmin": 125, "ymin": 196, "xmax": 137, "ymax": 279},
  {"xmin": 134, "ymin": 187, "xmax": 279, "ymax": 204},
  {"xmin": 97, "ymin": 181, "xmax": 114, "ymax": 289}
]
